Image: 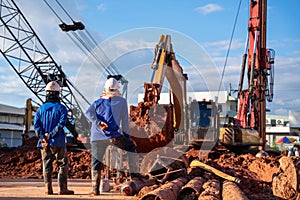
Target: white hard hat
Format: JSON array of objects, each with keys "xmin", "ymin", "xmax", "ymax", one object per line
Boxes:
[
  {"xmin": 255, "ymin": 150, "xmax": 268, "ymax": 157},
  {"xmin": 104, "ymin": 78, "xmax": 120, "ymax": 92},
  {"xmin": 45, "ymin": 81, "xmax": 61, "ymax": 92}
]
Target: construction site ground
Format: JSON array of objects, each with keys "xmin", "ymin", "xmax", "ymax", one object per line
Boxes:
[
  {"xmin": 1, "ymin": 141, "xmax": 300, "ymax": 200},
  {"xmin": 0, "ymin": 178, "xmax": 137, "ymax": 200}
]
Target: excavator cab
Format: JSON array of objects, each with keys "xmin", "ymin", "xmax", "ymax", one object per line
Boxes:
[{"xmin": 187, "ymin": 100, "xmax": 219, "ymax": 147}]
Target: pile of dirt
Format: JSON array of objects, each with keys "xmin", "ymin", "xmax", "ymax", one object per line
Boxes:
[
  {"xmin": 0, "ymin": 144, "xmax": 43, "ymax": 179},
  {"xmin": 0, "ymin": 137, "xmax": 91, "ymax": 180},
  {"xmin": 129, "ymin": 83, "xmax": 175, "ymax": 153}
]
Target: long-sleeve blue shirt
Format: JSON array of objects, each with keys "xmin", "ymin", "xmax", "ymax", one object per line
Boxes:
[
  {"xmin": 85, "ymin": 96, "xmax": 130, "ymax": 141},
  {"xmin": 34, "ymin": 101, "xmax": 68, "ymax": 148}
]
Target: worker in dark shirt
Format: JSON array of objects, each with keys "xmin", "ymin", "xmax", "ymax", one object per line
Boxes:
[{"xmin": 34, "ymin": 81, "xmax": 74, "ymax": 195}]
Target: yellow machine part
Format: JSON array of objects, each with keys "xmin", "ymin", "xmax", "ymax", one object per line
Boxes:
[
  {"xmin": 152, "ymin": 49, "xmax": 166, "ymax": 85},
  {"xmin": 219, "ymin": 127, "xmax": 260, "ymax": 145},
  {"xmin": 190, "ymin": 160, "xmax": 241, "ymax": 183}
]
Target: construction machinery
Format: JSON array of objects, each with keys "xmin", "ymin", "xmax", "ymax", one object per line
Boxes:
[
  {"xmin": 125, "ymin": 35, "xmax": 220, "ymax": 195},
  {"xmin": 132, "ymin": 0, "xmax": 275, "ymax": 193},
  {"xmin": 219, "ymin": 0, "xmax": 275, "ymax": 150},
  {"xmin": 22, "ymin": 98, "xmax": 40, "ymax": 145},
  {"xmin": 0, "ymin": 0, "xmax": 92, "ymax": 146},
  {"xmin": 129, "ymin": 34, "xmax": 220, "ymax": 154},
  {"xmin": 0, "ymin": 0, "xmax": 128, "ymax": 147}
]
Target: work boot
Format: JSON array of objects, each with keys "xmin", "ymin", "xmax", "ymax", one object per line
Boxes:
[
  {"xmin": 58, "ymin": 173, "xmax": 74, "ymax": 195},
  {"xmin": 44, "ymin": 173, "xmax": 53, "ymax": 195},
  {"xmin": 45, "ymin": 182, "xmax": 53, "ymax": 195},
  {"xmin": 89, "ymin": 170, "xmax": 101, "ymax": 196}
]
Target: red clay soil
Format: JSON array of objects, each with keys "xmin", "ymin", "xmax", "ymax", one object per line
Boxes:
[
  {"xmin": 185, "ymin": 149, "xmax": 282, "ymax": 200},
  {"xmin": 0, "ymin": 138, "xmax": 92, "ymax": 180},
  {"xmin": 129, "ymin": 82, "xmax": 175, "ymax": 153},
  {"xmin": 0, "ymin": 139, "xmax": 285, "ymax": 200}
]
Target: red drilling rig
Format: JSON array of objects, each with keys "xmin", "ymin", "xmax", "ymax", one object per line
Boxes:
[{"xmin": 220, "ymin": 0, "xmax": 275, "ymax": 151}]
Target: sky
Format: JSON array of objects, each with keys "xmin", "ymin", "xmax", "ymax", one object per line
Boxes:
[{"xmin": 0, "ymin": 0, "xmax": 299, "ymax": 117}]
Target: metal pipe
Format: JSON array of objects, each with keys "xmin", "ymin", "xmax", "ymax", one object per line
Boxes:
[
  {"xmin": 238, "ymin": 35, "xmax": 249, "ymax": 95},
  {"xmin": 178, "ymin": 177, "xmax": 206, "ymax": 200},
  {"xmin": 222, "ymin": 181, "xmax": 249, "ymax": 200},
  {"xmin": 249, "ymin": 30, "xmax": 258, "ymax": 95},
  {"xmin": 121, "ymin": 179, "xmax": 156, "ymax": 196},
  {"xmin": 141, "ymin": 177, "xmax": 188, "ymax": 200}
]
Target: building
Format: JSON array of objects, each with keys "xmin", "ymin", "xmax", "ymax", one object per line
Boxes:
[
  {"xmin": 0, "ymin": 104, "xmax": 34, "ymax": 147},
  {"xmin": 265, "ymin": 115, "xmax": 291, "ymax": 150},
  {"xmin": 138, "ymin": 90, "xmax": 238, "ymax": 124}
]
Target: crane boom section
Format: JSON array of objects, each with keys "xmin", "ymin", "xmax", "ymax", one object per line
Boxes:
[
  {"xmin": 0, "ymin": 0, "xmax": 90, "ymax": 136},
  {"xmin": 237, "ymin": 0, "xmax": 268, "ymax": 148}
]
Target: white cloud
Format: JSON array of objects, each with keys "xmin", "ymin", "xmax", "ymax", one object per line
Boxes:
[
  {"xmin": 97, "ymin": 3, "xmax": 106, "ymax": 12},
  {"xmin": 195, "ymin": 4, "xmax": 223, "ymax": 15},
  {"xmin": 203, "ymin": 39, "xmax": 244, "ymax": 51}
]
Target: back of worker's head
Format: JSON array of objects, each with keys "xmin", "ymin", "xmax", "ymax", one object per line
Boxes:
[
  {"xmin": 45, "ymin": 81, "xmax": 61, "ymax": 102},
  {"xmin": 104, "ymin": 78, "xmax": 120, "ymax": 92}
]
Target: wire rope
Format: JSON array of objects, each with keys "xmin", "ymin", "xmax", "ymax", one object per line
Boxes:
[
  {"xmin": 217, "ymin": 0, "xmax": 243, "ymax": 95},
  {"xmin": 43, "ymin": 0, "xmax": 120, "ymax": 77},
  {"xmin": 55, "ymin": 0, "xmax": 74, "ymax": 22}
]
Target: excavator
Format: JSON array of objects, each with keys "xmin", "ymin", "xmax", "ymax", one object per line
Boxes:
[{"xmin": 129, "ymin": 34, "xmax": 219, "ymax": 154}]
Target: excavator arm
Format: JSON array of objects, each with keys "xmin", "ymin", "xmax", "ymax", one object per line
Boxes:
[{"xmin": 144, "ymin": 35, "xmax": 188, "ymax": 130}]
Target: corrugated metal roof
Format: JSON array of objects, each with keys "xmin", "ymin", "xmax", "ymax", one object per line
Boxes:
[
  {"xmin": 0, "ymin": 123, "xmax": 24, "ymax": 131},
  {"xmin": 0, "ymin": 104, "xmax": 25, "ymax": 115}
]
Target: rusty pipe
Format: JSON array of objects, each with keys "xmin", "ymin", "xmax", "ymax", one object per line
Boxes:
[
  {"xmin": 178, "ymin": 177, "xmax": 206, "ymax": 200},
  {"xmin": 141, "ymin": 177, "xmax": 188, "ymax": 200},
  {"xmin": 222, "ymin": 181, "xmax": 249, "ymax": 200}
]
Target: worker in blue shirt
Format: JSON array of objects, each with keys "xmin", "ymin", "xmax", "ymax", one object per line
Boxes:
[
  {"xmin": 85, "ymin": 77, "xmax": 148, "ymax": 196},
  {"xmin": 288, "ymin": 144, "xmax": 300, "ymax": 157},
  {"xmin": 34, "ymin": 81, "xmax": 74, "ymax": 195}
]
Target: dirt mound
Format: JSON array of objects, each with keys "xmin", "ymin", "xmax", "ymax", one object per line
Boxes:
[
  {"xmin": 0, "ymin": 145, "xmax": 42, "ymax": 179},
  {"xmin": 0, "ymin": 137, "xmax": 91, "ymax": 179},
  {"xmin": 185, "ymin": 149, "xmax": 281, "ymax": 200},
  {"xmin": 129, "ymin": 83, "xmax": 175, "ymax": 153}
]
